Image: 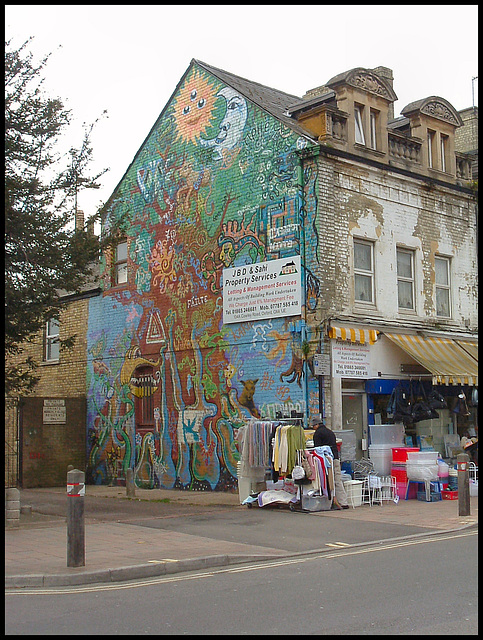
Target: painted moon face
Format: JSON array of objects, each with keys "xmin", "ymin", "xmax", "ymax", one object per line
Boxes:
[{"xmin": 215, "ymin": 87, "xmax": 248, "ymax": 150}]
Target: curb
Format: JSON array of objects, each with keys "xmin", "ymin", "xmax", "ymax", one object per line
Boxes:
[
  {"xmin": 4, "ymin": 553, "xmax": 281, "ymax": 589},
  {"xmin": 5, "ymin": 521, "xmax": 477, "ymax": 589}
]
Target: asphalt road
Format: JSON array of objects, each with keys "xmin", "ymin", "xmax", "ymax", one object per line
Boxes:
[
  {"xmin": 15, "ymin": 488, "xmax": 433, "ymax": 552},
  {"xmin": 5, "ymin": 529, "xmax": 478, "ymax": 635}
]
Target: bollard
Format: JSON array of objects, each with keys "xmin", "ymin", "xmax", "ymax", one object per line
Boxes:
[
  {"xmin": 126, "ymin": 468, "xmax": 136, "ymax": 499},
  {"xmin": 5, "ymin": 488, "xmax": 20, "ymax": 528},
  {"xmin": 67, "ymin": 468, "xmax": 85, "ymax": 567},
  {"xmin": 457, "ymin": 453, "xmax": 470, "ymax": 517}
]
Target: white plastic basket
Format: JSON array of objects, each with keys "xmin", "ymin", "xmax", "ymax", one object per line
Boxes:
[{"xmin": 469, "ymin": 462, "xmax": 478, "ymax": 497}]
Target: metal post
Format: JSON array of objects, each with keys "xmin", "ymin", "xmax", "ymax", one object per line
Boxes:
[
  {"xmin": 126, "ymin": 468, "xmax": 136, "ymax": 499},
  {"xmin": 67, "ymin": 468, "xmax": 85, "ymax": 567},
  {"xmin": 457, "ymin": 453, "xmax": 470, "ymax": 517}
]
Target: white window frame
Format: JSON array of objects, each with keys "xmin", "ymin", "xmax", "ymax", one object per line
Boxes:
[
  {"xmin": 396, "ymin": 248, "xmax": 415, "ymax": 311},
  {"xmin": 353, "ymin": 238, "xmax": 375, "ymax": 304},
  {"xmin": 427, "ymin": 129, "xmax": 435, "ymax": 169},
  {"xmin": 435, "ymin": 256, "xmax": 451, "ymax": 318},
  {"xmin": 369, "ymin": 109, "xmax": 378, "ymax": 150},
  {"xmin": 440, "ymin": 134, "xmax": 448, "ymax": 172},
  {"xmin": 354, "ymin": 105, "xmax": 365, "ymax": 145},
  {"xmin": 114, "ymin": 241, "xmax": 128, "ymax": 285},
  {"xmin": 45, "ymin": 318, "xmax": 60, "ymax": 362}
]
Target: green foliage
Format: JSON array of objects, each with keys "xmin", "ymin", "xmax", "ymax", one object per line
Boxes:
[{"xmin": 5, "ymin": 37, "xmax": 109, "ymax": 395}]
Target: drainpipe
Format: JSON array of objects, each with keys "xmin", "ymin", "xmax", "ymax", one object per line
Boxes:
[{"xmin": 295, "ymin": 143, "xmax": 320, "ymax": 429}]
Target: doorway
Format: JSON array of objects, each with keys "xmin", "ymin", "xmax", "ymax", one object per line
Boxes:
[{"xmin": 342, "ymin": 381, "xmax": 368, "ymax": 460}]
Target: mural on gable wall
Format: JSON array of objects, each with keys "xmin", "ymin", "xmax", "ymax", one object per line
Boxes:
[{"xmin": 86, "ymin": 64, "xmax": 320, "ymax": 490}]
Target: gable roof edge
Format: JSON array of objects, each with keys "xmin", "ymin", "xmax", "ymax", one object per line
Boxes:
[
  {"xmin": 193, "ymin": 59, "xmax": 317, "ymax": 144},
  {"xmin": 101, "ymin": 59, "xmax": 198, "ymax": 216}
]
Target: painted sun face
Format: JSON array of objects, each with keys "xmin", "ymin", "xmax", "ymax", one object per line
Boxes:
[{"xmin": 173, "ymin": 69, "xmax": 218, "ymax": 145}]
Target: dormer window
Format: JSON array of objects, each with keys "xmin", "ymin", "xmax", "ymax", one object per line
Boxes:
[
  {"xmin": 354, "ymin": 105, "xmax": 365, "ymax": 144},
  {"xmin": 401, "ymin": 97, "xmax": 463, "ymax": 178}
]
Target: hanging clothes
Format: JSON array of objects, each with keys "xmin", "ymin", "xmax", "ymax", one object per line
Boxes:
[
  {"xmin": 272, "ymin": 424, "xmax": 307, "ymax": 475},
  {"xmin": 305, "ymin": 446, "xmax": 335, "ymax": 499},
  {"xmin": 237, "ymin": 420, "xmax": 273, "ymax": 477}
]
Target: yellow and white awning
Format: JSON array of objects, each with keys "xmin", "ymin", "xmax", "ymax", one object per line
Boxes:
[
  {"xmin": 328, "ymin": 324, "xmax": 378, "ymax": 345},
  {"xmin": 385, "ymin": 333, "xmax": 478, "ymax": 386},
  {"xmin": 456, "ymin": 339, "xmax": 478, "ymax": 362}
]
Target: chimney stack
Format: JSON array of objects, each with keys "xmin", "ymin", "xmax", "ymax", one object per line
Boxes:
[{"xmin": 75, "ymin": 209, "xmax": 85, "ymax": 232}]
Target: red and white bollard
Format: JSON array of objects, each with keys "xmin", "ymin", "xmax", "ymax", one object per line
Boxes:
[{"xmin": 67, "ymin": 468, "xmax": 85, "ymax": 567}]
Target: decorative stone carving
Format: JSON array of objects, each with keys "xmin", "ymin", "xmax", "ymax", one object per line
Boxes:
[
  {"xmin": 326, "ymin": 68, "xmax": 397, "ymax": 102},
  {"xmin": 350, "ymin": 72, "xmax": 391, "ymax": 99},
  {"xmin": 402, "ymin": 97, "xmax": 463, "ymax": 127},
  {"xmin": 421, "ymin": 101, "xmax": 459, "ymax": 125}
]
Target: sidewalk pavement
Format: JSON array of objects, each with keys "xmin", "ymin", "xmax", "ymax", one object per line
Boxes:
[{"xmin": 5, "ymin": 486, "xmax": 478, "ymax": 589}]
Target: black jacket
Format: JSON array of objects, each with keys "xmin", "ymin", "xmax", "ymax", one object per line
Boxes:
[{"xmin": 313, "ymin": 424, "xmax": 339, "ymax": 459}]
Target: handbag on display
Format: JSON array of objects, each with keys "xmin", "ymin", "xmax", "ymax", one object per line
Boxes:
[
  {"xmin": 427, "ymin": 389, "xmax": 447, "ymax": 410},
  {"xmin": 453, "ymin": 392, "xmax": 470, "ymax": 416},
  {"xmin": 387, "ymin": 382, "xmax": 412, "ymax": 422},
  {"xmin": 410, "ymin": 380, "xmax": 439, "ymax": 423},
  {"xmin": 300, "ymin": 451, "xmax": 312, "ymax": 480},
  {"xmin": 291, "ymin": 464, "xmax": 306, "ymax": 481}
]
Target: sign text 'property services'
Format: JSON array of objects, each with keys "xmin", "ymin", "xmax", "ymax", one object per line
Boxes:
[{"xmin": 223, "ymin": 256, "xmax": 302, "ymax": 324}]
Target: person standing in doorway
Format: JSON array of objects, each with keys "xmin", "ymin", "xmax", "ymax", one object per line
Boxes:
[{"xmin": 311, "ymin": 417, "xmax": 349, "ymax": 509}]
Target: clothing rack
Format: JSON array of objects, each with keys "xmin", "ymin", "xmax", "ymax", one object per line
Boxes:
[{"xmin": 291, "ymin": 446, "xmax": 335, "ymax": 514}]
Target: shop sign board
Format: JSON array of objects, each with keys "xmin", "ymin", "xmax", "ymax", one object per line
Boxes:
[
  {"xmin": 43, "ymin": 399, "xmax": 66, "ymax": 424},
  {"xmin": 331, "ymin": 340, "xmax": 370, "ymax": 378},
  {"xmin": 314, "ymin": 353, "xmax": 331, "ymax": 376},
  {"xmin": 223, "ymin": 256, "xmax": 302, "ymax": 324}
]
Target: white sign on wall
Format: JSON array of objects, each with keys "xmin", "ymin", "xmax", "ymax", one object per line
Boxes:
[
  {"xmin": 313, "ymin": 353, "xmax": 331, "ymax": 376},
  {"xmin": 43, "ymin": 399, "xmax": 66, "ymax": 424},
  {"xmin": 223, "ymin": 256, "xmax": 302, "ymax": 324},
  {"xmin": 331, "ymin": 340, "xmax": 371, "ymax": 378}
]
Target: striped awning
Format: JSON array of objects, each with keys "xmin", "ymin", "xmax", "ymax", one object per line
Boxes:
[
  {"xmin": 456, "ymin": 339, "xmax": 478, "ymax": 362},
  {"xmin": 385, "ymin": 333, "xmax": 478, "ymax": 386},
  {"xmin": 328, "ymin": 324, "xmax": 378, "ymax": 345}
]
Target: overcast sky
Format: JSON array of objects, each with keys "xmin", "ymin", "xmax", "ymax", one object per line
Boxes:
[{"xmin": 6, "ymin": 4, "xmax": 479, "ymax": 218}]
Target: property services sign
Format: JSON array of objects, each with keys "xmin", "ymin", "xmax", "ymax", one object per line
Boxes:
[
  {"xmin": 331, "ymin": 340, "xmax": 371, "ymax": 378},
  {"xmin": 223, "ymin": 256, "xmax": 302, "ymax": 324}
]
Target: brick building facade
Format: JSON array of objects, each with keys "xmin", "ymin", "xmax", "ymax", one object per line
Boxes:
[
  {"xmin": 7, "ymin": 61, "xmax": 477, "ymax": 490},
  {"xmin": 6, "ymin": 284, "xmax": 98, "ymax": 487},
  {"xmin": 84, "ymin": 61, "xmax": 477, "ymax": 490}
]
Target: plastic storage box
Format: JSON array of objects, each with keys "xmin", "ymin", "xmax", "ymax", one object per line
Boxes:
[
  {"xmin": 392, "ymin": 447, "xmax": 419, "ymax": 463},
  {"xmin": 391, "ymin": 465, "xmax": 409, "ymax": 498},
  {"xmin": 369, "ymin": 444, "xmax": 393, "ymax": 475},
  {"xmin": 369, "ymin": 424, "xmax": 405, "ymax": 445},
  {"xmin": 406, "ymin": 463, "xmax": 439, "ymax": 481},
  {"xmin": 442, "ymin": 490, "xmax": 458, "ymax": 500},
  {"xmin": 303, "ymin": 495, "xmax": 332, "ymax": 511},
  {"xmin": 407, "ymin": 451, "xmax": 439, "ymax": 464},
  {"xmin": 343, "ymin": 480, "xmax": 363, "ymax": 507},
  {"xmin": 417, "ymin": 491, "xmax": 441, "ymax": 502}
]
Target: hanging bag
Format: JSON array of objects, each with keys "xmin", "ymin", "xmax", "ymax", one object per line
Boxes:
[
  {"xmin": 292, "ymin": 450, "xmax": 311, "ymax": 483},
  {"xmin": 300, "ymin": 450, "xmax": 313, "ymax": 480},
  {"xmin": 387, "ymin": 382, "xmax": 412, "ymax": 422},
  {"xmin": 411, "ymin": 380, "xmax": 439, "ymax": 423},
  {"xmin": 453, "ymin": 391, "xmax": 470, "ymax": 416},
  {"xmin": 428, "ymin": 389, "xmax": 447, "ymax": 409}
]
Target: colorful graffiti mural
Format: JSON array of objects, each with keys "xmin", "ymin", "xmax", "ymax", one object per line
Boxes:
[{"xmin": 86, "ymin": 63, "xmax": 319, "ymax": 490}]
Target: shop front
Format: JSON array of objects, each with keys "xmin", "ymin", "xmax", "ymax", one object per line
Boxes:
[{"xmin": 326, "ymin": 323, "xmax": 478, "ymax": 461}]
